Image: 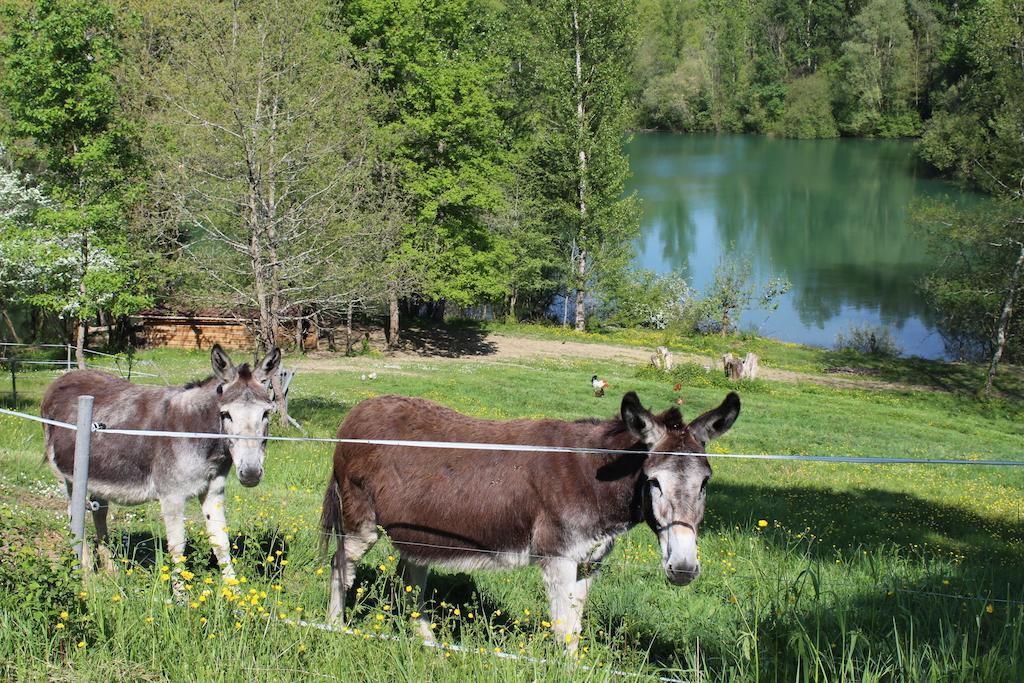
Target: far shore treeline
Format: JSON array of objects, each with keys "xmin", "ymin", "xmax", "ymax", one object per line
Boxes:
[{"xmin": 0, "ymin": 0, "xmax": 1021, "ymax": 393}]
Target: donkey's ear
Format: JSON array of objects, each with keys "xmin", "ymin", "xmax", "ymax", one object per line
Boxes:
[
  {"xmin": 688, "ymin": 392, "xmax": 740, "ymax": 445},
  {"xmin": 210, "ymin": 344, "xmax": 236, "ymax": 382},
  {"xmin": 254, "ymin": 347, "xmax": 282, "ymax": 382},
  {"xmin": 621, "ymin": 391, "xmax": 664, "ymax": 447}
]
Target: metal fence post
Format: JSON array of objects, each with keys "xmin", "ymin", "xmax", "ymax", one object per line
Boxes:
[{"xmin": 70, "ymin": 395, "xmax": 94, "ymax": 565}]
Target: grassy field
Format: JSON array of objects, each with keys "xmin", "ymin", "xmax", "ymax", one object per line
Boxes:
[{"xmin": 1, "ymin": 330, "xmax": 1023, "ymax": 681}]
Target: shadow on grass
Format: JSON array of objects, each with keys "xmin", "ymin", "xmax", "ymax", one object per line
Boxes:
[
  {"xmin": 824, "ymin": 350, "xmax": 1024, "ymax": 399},
  {"xmin": 609, "ymin": 579, "xmax": 1024, "ymax": 679},
  {"xmin": 106, "ymin": 529, "xmax": 289, "ymax": 579},
  {"xmin": 705, "ymin": 481, "xmax": 1024, "ymax": 582},
  {"xmin": 0, "ymin": 394, "xmax": 39, "ymax": 412},
  {"xmin": 399, "ymin": 322, "xmax": 498, "ymax": 359}
]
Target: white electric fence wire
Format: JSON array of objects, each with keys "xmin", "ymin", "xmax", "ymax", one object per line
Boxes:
[
  {"xmin": 2, "ymin": 406, "xmax": 1023, "ymax": 467},
  {"xmin": 4, "ymin": 406, "xmax": 1024, "ymax": 606}
]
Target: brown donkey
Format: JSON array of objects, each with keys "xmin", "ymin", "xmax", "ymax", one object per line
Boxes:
[{"xmin": 321, "ymin": 390, "xmax": 740, "ymax": 650}]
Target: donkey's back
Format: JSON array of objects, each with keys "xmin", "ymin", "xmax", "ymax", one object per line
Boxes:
[{"xmin": 42, "ymin": 370, "xmax": 178, "ymax": 503}]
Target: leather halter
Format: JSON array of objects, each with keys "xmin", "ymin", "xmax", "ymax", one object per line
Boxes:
[{"xmin": 653, "ymin": 519, "xmax": 697, "ymax": 535}]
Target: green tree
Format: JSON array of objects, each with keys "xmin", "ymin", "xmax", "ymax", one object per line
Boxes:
[
  {"xmin": 770, "ymin": 71, "xmax": 838, "ymax": 138},
  {"xmin": 514, "ymin": 0, "xmax": 641, "ymax": 330},
  {"xmin": 919, "ymin": 0, "xmax": 1024, "ymax": 195},
  {"xmin": 0, "ymin": 0, "xmax": 152, "ymax": 365},
  {"xmin": 836, "ymin": 0, "xmax": 921, "ymax": 136},
  {"xmin": 333, "ymin": 0, "xmax": 511, "ymax": 345},
  {"xmin": 143, "ymin": 0, "xmax": 387, "ymax": 360},
  {"xmin": 915, "ymin": 1, "xmax": 1023, "ymax": 393},
  {"xmin": 916, "ymin": 201, "xmax": 1023, "ymax": 392}
]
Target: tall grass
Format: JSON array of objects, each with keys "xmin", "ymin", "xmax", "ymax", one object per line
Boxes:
[{"xmin": 1, "ymin": 340, "xmax": 1022, "ymax": 681}]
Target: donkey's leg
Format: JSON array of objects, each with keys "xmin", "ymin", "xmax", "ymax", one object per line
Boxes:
[
  {"xmin": 91, "ymin": 498, "xmax": 117, "ymax": 574},
  {"xmin": 159, "ymin": 496, "xmax": 188, "ymax": 594},
  {"xmin": 397, "ymin": 558, "xmax": 434, "ymax": 642},
  {"xmin": 199, "ymin": 474, "xmax": 235, "ymax": 581},
  {"xmin": 540, "ymin": 558, "xmax": 587, "ymax": 655},
  {"xmin": 328, "ymin": 521, "xmax": 378, "ymax": 624}
]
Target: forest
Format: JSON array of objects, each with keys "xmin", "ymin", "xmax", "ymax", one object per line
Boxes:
[{"xmin": 0, "ymin": 0, "xmax": 1021, "ymax": 385}]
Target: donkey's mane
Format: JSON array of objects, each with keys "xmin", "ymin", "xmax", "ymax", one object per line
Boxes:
[
  {"xmin": 183, "ymin": 375, "xmax": 215, "ymax": 390},
  {"xmin": 182, "ymin": 363, "xmax": 254, "ymax": 390},
  {"xmin": 574, "ymin": 415, "xmax": 630, "ymax": 438}
]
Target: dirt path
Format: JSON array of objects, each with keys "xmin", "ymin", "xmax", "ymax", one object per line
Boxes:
[{"xmin": 292, "ymin": 330, "xmax": 934, "ymax": 393}]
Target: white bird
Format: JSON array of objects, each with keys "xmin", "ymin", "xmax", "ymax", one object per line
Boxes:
[
  {"xmin": 368, "ymin": 372, "xmax": 377, "ymax": 380},
  {"xmin": 592, "ymin": 374, "xmax": 609, "ymax": 397}
]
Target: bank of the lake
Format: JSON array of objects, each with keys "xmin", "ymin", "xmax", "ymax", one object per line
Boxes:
[{"xmin": 626, "ymin": 133, "xmax": 985, "ymax": 359}]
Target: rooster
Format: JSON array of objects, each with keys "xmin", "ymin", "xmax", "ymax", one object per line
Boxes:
[{"xmin": 591, "ymin": 374, "xmax": 609, "ymax": 397}]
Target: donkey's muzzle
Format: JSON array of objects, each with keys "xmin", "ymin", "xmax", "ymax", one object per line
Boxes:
[
  {"xmin": 238, "ymin": 467, "xmax": 263, "ymax": 487},
  {"xmin": 665, "ymin": 562, "xmax": 700, "ymax": 586}
]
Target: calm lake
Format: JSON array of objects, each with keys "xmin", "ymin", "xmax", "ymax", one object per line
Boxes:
[{"xmin": 627, "ymin": 133, "xmax": 981, "ymax": 359}]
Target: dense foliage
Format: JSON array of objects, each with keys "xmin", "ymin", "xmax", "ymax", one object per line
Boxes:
[{"xmin": 0, "ymin": 0, "xmax": 1021, "ymax": 378}]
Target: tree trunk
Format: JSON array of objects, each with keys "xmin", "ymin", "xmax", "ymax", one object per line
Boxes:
[
  {"xmin": 984, "ymin": 242, "xmax": 1024, "ymax": 394},
  {"xmin": 387, "ymin": 287, "xmax": 400, "ymax": 350},
  {"xmin": 574, "ymin": 249, "xmax": 587, "ymax": 331},
  {"xmin": 0, "ymin": 306, "xmax": 21, "ymax": 343},
  {"xmin": 507, "ymin": 288, "xmax": 518, "ymax": 323},
  {"xmin": 345, "ymin": 301, "xmax": 354, "ymax": 355},
  {"xmin": 76, "ymin": 228, "xmax": 88, "ymax": 369},
  {"xmin": 572, "ymin": 4, "xmax": 588, "ymax": 333},
  {"xmin": 76, "ymin": 318, "xmax": 87, "ymax": 370}
]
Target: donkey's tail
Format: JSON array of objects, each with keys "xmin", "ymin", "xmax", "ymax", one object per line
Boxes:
[{"xmin": 320, "ymin": 474, "xmax": 343, "ymax": 558}]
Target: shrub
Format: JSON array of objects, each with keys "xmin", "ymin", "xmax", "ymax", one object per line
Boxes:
[
  {"xmin": 770, "ymin": 72, "xmax": 838, "ymax": 139},
  {"xmin": 834, "ymin": 323, "xmax": 902, "ymax": 357},
  {"xmin": 0, "ymin": 541, "xmax": 93, "ymax": 648}
]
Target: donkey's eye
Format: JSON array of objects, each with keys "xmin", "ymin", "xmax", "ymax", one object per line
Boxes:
[
  {"xmin": 649, "ymin": 478, "xmax": 662, "ymax": 492},
  {"xmin": 220, "ymin": 411, "xmax": 232, "ymax": 421},
  {"xmin": 262, "ymin": 410, "xmax": 271, "ymax": 421},
  {"xmin": 700, "ymin": 476, "xmax": 709, "ymax": 494}
]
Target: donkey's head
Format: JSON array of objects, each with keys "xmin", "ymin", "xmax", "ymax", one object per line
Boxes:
[
  {"xmin": 621, "ymin": 391, "xmax": 740, "ymax": 586},
  {"xmin": 210, "ymin": 344, "xmax": 282, "ymax": 487}
]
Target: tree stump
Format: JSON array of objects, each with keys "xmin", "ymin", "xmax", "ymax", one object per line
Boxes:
[
  {"xmin": 650, "ymin": 346, "xmax": 674, "ymax": 371},
  {"xmin": 723, "ymin": 352, "xmax": 759, "ymax": 380}
]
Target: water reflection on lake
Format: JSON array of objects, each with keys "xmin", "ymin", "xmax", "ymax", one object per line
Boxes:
[{"xmin": 627, "ymin": 133, "xmax": 981, "ymax": 359}]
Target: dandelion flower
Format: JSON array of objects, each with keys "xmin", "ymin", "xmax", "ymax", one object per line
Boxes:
[
  {"xmin": 60, "ymin": 611, "xmax": 69, "ymax": 620},
  {"xmin": 411, "ymin": 612, "xmax": 421, "ymax": 619},
  {"xmin": 77, "ymin": 641, "xmax": 86, "ymax": 649},
  {"xmin": 757, "ymin": 520, "xmax": 768, "ymax": 528},
  {"xmin": 986, "ymin": 604, "xmax": 994, "ymax": 614},
  {"xmin": 55, "ymin": 623, "xmax": 65, "ymax": 630}
]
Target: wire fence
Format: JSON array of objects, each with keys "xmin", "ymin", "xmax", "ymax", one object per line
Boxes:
[
  {"xmin": 0, "ymin": 342, "xmax": 167, "ymax": 381},
  {"xmin": 1, "ymin": 400, "xmax": 1022, "ymax": 682},
  {"xmin": 2, "ymin": 403, "xmax": 1022, "ymax": 604}
]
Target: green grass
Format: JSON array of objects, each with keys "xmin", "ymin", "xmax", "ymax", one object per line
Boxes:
[{"xmin": 2, "ymin": 337, "xmax": 1023, "ymax": 681}]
